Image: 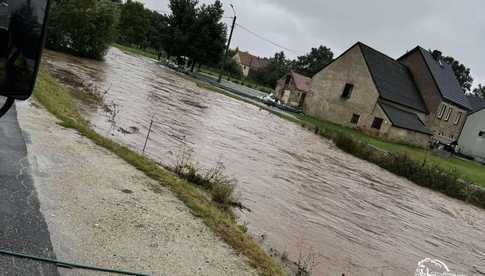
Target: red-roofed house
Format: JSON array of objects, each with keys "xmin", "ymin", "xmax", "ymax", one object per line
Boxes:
[
  {"xmin": 233, "ymin": 51, "xmax": 270, "ymax": 77},
  {"xmin": 274, "ymin": 71, "xmax": 311, "ymax": 108}
]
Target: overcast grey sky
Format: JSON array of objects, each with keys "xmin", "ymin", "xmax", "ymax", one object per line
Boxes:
[{"xmin": 142, "ymin": 0, "xmax": 485, "ymax": 88}]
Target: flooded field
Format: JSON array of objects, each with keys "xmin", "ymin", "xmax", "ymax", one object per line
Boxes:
[{"xmin": 42, "ymin": 48, "xmax": 485, "ymax": 276}]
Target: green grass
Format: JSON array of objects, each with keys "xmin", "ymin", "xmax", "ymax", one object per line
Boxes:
[
  {"xmin": 198, "ymin": 67, "xmax": 274, "ymax": 94},
  {"xmin": 113, "ymin": 43, "xmax": 159, "ymax": 60},
  {"xmin": 33, "ymin": 70, "xmax": 285, "ymax": 276},
  {"xmin": 297, "ymin": 114, "xmax": 485, "ymax": 187}
]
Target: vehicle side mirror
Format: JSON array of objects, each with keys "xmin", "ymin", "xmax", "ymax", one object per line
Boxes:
[{"xmin": 0, "ymin": 0, "xmax": 50, "ymax": 102}]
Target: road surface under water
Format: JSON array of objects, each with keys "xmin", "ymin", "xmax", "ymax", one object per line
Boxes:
[{"xmin": 42, "ymin": 48, "xmax": 485, "ymax": 276}]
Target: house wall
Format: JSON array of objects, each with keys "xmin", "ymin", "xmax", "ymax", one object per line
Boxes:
[
  {"xmin": 275, "ymin": 77, "xmax": 305, "ymax": 107},
  {"xmin": 457, "ymin": 110, "xmax": 485, "ymax": 162},
  {"xmin": 232, "ymin": 54, "xmax": 250, "ymax": 77},
  {"xmin": 399, "ymin": 51, "xmax": 466, "ymax": 141},
  {"xmin": 386, "ymin": 127, "xmax": 431, "ymax": 148},
  {"xmin": 305, "ymin": 45, "xmax": 387, "ymax": 134}
]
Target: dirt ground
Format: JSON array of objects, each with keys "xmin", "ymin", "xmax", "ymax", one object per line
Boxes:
[{"xmin": 16, "ymin": 99, "xmax": 256, "ymax": 276}]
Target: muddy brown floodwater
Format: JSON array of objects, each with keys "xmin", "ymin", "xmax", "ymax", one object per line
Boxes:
[{"xmin": 42, "ymin": 49, "xmax": 485, "ymax": 276}]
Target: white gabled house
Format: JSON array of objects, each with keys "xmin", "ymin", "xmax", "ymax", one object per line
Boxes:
[{"xmin": 457, "ymin": 96, "xmax": 485, "ymax": 163}]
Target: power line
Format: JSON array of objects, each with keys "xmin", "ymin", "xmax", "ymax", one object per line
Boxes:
[{"xmin": 235, "ymin": 23, "xmax": 303, "ymax": 55}]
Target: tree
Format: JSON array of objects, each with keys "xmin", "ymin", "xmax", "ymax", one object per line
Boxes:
[
  {"xmin": 146, "ymin": 10, "xmax": 168, "ymax": 52},
  {"xmin": 118, "ymin": 0, "xmax": 151, "ymax": 48},
  {"xmin": 162, "ymin": 0, "xmax": 227, "ymax": 69},
  {"xmin": 222, "ymin": 57, "xmax": 243, "ymax": 79},
  {"xmin": 163, "ymin": 0, "xmax": 198, "ymax": 59},
  {"xmin": 293, "ymin": 46, "xmax": 334, "ymax": 77},
  {"xmin": 473, "ymin": 84, "xmax": 485, "ymax": 98},
  {"xmin": 47, "ymin": 0, "xmax": 119, "ymax": 60},
  {"xmin": 435, "ymin": 50, "xmax": 474, "ymax": 93},
  {"xmin": 249, "ymin": 51, "xmax": 290, "ymax": 88},
  {"xmin": 189, "ymin": 0, "xmax": 226, "ymax": 69}
]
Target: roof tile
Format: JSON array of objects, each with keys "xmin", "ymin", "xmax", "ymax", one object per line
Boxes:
[{"xmin": 359, "ymin": 43, "xmax": 428, "ymax": 113}]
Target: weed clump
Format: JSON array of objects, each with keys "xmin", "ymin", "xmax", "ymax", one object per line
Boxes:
[{"xmin": 174, "ymin": 150, "xmax": 238, "ymax": 208}]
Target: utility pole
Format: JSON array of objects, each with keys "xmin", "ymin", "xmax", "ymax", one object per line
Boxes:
[{"xmin": 218, "ymin": 5, "xmax": 236, "ymax": 83}]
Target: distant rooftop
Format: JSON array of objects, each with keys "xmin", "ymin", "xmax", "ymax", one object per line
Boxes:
[{"xmin": 236, "ymin": 51, "xmax": 270, "ymax": 69}]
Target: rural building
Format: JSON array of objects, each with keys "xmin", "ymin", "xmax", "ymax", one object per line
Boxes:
[
  {"xmin": 232, "ymin": 51, "xmax": 269, "ymax": 77},
  {"xmin": 274, "ymin": 71, "xmax": 310, "ymax": 108},
  {"xmin": 398, "ymin": 47, "xmax": 471, "ymax": 145},
  {"xmin": 457, "ymin": 96, "xmax": 485, "ymax": 163},
  {"xmin": 305, "ymin": 42, "xmax": 432, "ymax": 147},
  {"xmin": 305, "ymin": 42, "xmax": 471, "ymax": 148}
]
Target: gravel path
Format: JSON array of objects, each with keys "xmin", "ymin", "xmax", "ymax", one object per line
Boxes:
[{"xmin": 16, "ymin": 100, "xmax": 256, "ymax": 276}]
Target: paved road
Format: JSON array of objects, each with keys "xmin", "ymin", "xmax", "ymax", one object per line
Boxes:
[
  {"xmin": 190, "ymin": 72, "xmax": 267, "ymax": 100},
  {"xmin": 0, "ymin": 105, "xmax": 59, "ymax": 276}
]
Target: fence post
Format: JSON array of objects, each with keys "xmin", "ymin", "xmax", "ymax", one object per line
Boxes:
[{"xmin": 143, "ymin": 119, "xmax": 154, "ymax": 154}]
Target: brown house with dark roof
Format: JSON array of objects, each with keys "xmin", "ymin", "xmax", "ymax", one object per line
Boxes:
[
  {"xmin": 398, "ymin": 47, "xmax": 470, "ymax": 144},
  {"xmin": 274, "ymin": 71, "xmax": 311, "ymax": 108},
  {"xmin": 232, "ymin": 51, "xmax": 270, "ymax": 77},
  {"xmin": 305, "ymin": 42, "xmax": 470, "ymax": 147}
]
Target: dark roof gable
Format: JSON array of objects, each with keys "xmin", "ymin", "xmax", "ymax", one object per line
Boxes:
[
  {"xmin": 379, "ymin": 101, "xmax": 432, "ymax": 135},
  {"xmin": 358, "ymin": 43, "xmax": 428, "ymax": 113},
  {"xmin": 399, "ymin": 47, "xmax": 471, "ymax": 110}
]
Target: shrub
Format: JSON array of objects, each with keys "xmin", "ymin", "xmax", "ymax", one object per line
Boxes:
[
  {"xmin": 46, "ymin": 0, "xmax": 119, "ymax": 60},
  {"xmin": 174, "ymin": 151, "xmax": 238, "ymax": 208},
  {"xmin": 332, "ymin": 132, "xmax": 485, "ymax": 210}
]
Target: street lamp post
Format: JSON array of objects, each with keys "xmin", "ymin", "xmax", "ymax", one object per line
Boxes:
[{"xmin": 217, "ymin": 4, "xmax": 236, "ymax": 83}]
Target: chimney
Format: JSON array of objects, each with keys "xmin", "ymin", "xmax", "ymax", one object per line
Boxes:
[{"xmin": 432, "ymin": 50, "xmax": 442, "ymax": 61}]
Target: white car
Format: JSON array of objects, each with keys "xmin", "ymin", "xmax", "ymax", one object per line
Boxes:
[{"xmin": 260, "ymin": 94, "xmax": 280, "ymax": 106}]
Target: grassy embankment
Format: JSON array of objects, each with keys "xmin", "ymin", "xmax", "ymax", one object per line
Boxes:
[
  {"xmin": 33, "ymin": 70, "xmax": 285, "ymax": 276},
  {"xmin": 113, "ymin": 43, "xmax": 159, "ymax": 60},
  {"xmin": 198, "ymin": 67, "xmax": 274, "ymax": 94},
  {"xmin": 297, "ymin": 115, "xmax": 485, "ymax": 187}
]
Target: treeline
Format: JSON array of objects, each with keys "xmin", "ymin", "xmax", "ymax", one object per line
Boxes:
[
  {"xmin": 248, "ymin": 46, "xmax": 334, "ymax": 88},
  {"xmin": 46, "ymin": 0, "xmax": 227, "ymax": 68}
]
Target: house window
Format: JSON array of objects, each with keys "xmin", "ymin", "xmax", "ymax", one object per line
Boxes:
[
  {"xmin": 341, "ymin": 83, "xmax": 354, "ymax": 99},
  {"xmin": 479, "ymin": 131, "xmax": 485, "ymax": 138},
  {"xmin": 444, "ymin": 107, "xmax": 453, "ymax": 121},
  {"xmin": 437, "ymin": 104, "xmax": 447, "ymax": 119},
  {"xmin": 371, "ymin": 117, "xmax": 384, "ymax": 130},
  {"xmin": 454, "ymin": 112, "xmax": 463, "ymax": 125},
  {"xmin": 350, "ymin": 114, "xmax": 360, "ymax": 124}
]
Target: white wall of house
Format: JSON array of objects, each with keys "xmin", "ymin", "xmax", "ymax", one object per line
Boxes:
[{"xmin": 457, "ymin": 109, "xmax": 485, "ymax": 162}]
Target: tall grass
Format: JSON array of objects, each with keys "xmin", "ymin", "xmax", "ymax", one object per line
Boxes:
[
  {"xmin": 334, "ymin": 133, "xmax": 485, "ymax": 209},
  {"xmin": 174, "ymin": 150, "xmax": 238, "ymax": 208}
]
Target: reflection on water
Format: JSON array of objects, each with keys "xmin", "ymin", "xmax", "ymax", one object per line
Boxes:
[{"xmin": 43, "ymin": 48, "xmax": 485, "ymax": 276}]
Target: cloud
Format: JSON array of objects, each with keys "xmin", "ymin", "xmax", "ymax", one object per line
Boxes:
[{"xmin": 143, "ymin": 0, "xmax": 485, "ymax": 87}]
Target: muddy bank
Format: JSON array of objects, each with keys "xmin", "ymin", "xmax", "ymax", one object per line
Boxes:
[
  {"xmin": 41, "ymin": 48, "xmax": 485, "ymax": 276},
  {"xmin": 17, "ymin": 99, "xmax": 256, "ymax": 276}
]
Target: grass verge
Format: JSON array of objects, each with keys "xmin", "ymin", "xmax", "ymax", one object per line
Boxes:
[
  {"xmin": 296, "ymin": 114, "xmax": 485, "ymax": 187},
  {"xmin": 113, "ymin": 43, "xmax": 159, "ymax": 60},
  {"xmin": 333, "ymin": 134, "xmax": 485, "ymax": 210},
  {"xmin": 33, "ymin": 69, "xmax": 285, "ymax": 276}
]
